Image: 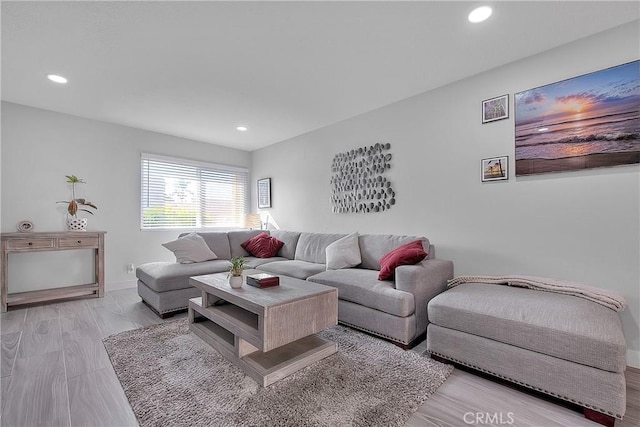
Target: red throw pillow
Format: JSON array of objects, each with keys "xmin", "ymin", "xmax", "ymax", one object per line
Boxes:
[
  {"xmin": 241, "ymin": 232, "xmax": 284, "ymax": 258},
  {"xmin": 378, "ymin": 240, "xmax": 427, "ymax": 281}
]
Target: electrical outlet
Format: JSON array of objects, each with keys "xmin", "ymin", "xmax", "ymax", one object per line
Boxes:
[{"xmin": 126, "ymin": 264, "xmax": 135, "ymax": 274}]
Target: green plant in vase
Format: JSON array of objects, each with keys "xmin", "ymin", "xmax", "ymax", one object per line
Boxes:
[
  {"xmin": 228, "ymin": 256, "xmax": 245, "ymax": 288},
  {"xmin": 57, "ymin": 175, "xmax": 97, "ymax": 231}
]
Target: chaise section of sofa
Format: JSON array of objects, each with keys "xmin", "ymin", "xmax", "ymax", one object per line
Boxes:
[
  {"xmin": 137, "ymin": 229, "xmax": 284, "ymax": 317},
  {"xmin": 137, "ymin": 259, "xmax": 231, "ymax": 316}
]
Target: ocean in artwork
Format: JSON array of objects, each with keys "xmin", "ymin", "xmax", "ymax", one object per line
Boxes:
[{"xmin": 515, "ymin": 61, "xmax": 639, "ymax": 175}]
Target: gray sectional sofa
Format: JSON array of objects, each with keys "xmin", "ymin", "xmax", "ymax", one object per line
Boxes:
[{"xmin": 136, "ymin": 229, "xmax": 454, "ymax": 346}]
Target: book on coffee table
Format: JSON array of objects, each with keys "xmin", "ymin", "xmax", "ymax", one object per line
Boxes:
[{"xmin": 246, "ymin": 273, "xmax": 280, "ymax": 288}]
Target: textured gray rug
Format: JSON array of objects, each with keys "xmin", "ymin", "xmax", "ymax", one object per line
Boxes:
[{"xmin": 103, "ymin": 319, "xmax": 453, "ymax": 427}]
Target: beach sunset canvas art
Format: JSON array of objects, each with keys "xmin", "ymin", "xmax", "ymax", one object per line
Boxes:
[{"xmin": 515, "ymin": 61, "xmax": 639, "ymax": 176}]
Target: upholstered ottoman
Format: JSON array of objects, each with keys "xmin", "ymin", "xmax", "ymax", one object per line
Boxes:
[{"xmin": 426, "ymin": 283, "xmax": 627, "ymax": 426}]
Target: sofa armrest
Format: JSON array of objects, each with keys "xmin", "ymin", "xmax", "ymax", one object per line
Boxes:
[{"xmin": 395, "ymin": 259, "xmax": 454, "ymax": 341}]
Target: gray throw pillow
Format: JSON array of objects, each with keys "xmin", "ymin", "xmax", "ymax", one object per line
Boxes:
[
  {"xmin": 326, "ymin": 232, "xmax": 361, "ymax": 270},
  {"xmin": 162, "ymin": 233, "xmax": 218, "ymax": 264}
]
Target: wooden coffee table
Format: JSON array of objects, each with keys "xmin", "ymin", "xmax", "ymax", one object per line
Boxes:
[{"xmin": 188, "ymin": 270, "xmax": 338, "ymax": 386}]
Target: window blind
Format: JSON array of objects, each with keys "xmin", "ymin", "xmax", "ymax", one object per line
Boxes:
[{"xmin": 141, "ymin": 153, "xmax": 248, "ymax": 229}]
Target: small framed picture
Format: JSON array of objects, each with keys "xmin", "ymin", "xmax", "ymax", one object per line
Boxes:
[
  {"xmin": 482, "ymin": 94, "xmax": 509, "ymax": 124},
  {"xmin": 257, "ymin": 178, "xmax": 272, "ymax": 208},
  {"xmin": 481, "ymin": 156, "xmax": 509, "ymax": 182}
]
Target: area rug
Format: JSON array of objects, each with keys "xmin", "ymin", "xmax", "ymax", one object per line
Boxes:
[{"xmin": 103, "ymin": 319, "xmax": 453, "ymax": 427}]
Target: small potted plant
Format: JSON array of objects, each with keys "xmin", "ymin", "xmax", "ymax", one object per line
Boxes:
[
  {"xmin": 228, "ymin": 256, "xmax": 245, "ymax": 289},
  {"xmin": 57, "ymin": 175, "xmax": 97, "ymax": 231}
]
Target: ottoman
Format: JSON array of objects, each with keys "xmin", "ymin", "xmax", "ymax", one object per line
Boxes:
[{"xmin": 426, "ymin": 283, "xmax": 627, "ymax": 426}]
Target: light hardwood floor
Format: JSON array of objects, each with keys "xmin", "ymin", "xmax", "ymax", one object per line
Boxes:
[{"xmin": 0, "ymin": 288, "xmax": 637, "ymax": 427}]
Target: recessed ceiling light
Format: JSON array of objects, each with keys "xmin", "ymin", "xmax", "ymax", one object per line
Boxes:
[
  {"xmin": 538, "ymin": 127, "xmax": 549, "ymax": 132},
  {"xmin": 468, "ymin": 6, "xmax": 492, "ymax": 23},
  {"xmin": 46, "ymin": 74, "xmax": 68, "ymax": 84},
  {"xmin": 236, "ymin": 126, "xmax": 248, "ymax": 132}
]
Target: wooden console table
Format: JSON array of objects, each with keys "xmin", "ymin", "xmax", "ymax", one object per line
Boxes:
[{"xmin": 0, "ymin": 231, "xmax": 106, "ymax": 312}]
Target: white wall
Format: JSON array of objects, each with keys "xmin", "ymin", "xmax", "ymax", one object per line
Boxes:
[
  {"xmin": 251, "ymin": 22, "xmax": 640, "ymax": 367},
  {"xmin": 1, "ymin": 102, "xmax": 251, "ymax": 290}
]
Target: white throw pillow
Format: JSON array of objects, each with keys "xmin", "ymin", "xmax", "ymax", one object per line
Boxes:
[
  {"xmin": 326, "ymin": 232, "xmax": 361, "ymax": 270},
  {"xmin": 162, "ymin": 233, "xmax": 218, "ymax": 264}
]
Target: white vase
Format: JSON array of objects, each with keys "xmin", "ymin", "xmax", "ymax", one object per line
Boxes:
[
  {"xmin": 66, "ymin": 217, "xmax": 87, "ymax": 231},
  {"xmin": 229, "ymin": 275, "xmax": 243, "ymax": 289}
]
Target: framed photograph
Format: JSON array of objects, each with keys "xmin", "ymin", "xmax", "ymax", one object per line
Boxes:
[
  {"xmin": 257, "ymin": 178, "xmax": 272, "ymax": 208},
  {"xmin": 482, "ymin": 94, "xmax": 509, "ymax": 124},
  {"xmin": 481, "ymin": 156, "xmax": 509, "ymax": 182},
  {"xmin": 515, "ymin": 60, "xmax": 639, "ymax": 176}
]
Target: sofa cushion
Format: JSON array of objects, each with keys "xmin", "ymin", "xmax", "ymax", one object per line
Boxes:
[
  {"xmin": 244, "ymin": 256, "xmax": 288, "ymax": 269},
  {"xmin": 269, "ymin": 230, "xmax": 301, "ymax": 259},
  {"xmin": 162, "ymin": 233, "xmax": 218, "ymax": 264},
  {"xmin": 427, "ymin": 283, "xmax": 627, "ymax": 373},
  {"xmin": 136, "ymin": 260, "xmax": 231, "ymax": 292},
  {"xmin": 378, "ymin": 240, "xmax": 427, "ymax": 280},
  {"xmin": 257, "ymin": 260, "xmax": 326, "ymax": 280},
  {"xmin": 241, "ymin": 232, "xmax": 284, "ymax": 258},
  {"xmin": 294, "ymin": 232, "xmax": 346, "ymax": 264},
  {"xmin": 326, "ymin": 232, "xmax": 361, "ymax": 270},
  {"xmin": 228, "ymin": 230, "xmax": 264, "ymax": 257},
  {"xmin": 308, "ymin": 269, "xmax": 415, "ymax": 317},
  {"xmin": 359, "ymin": 234, "xmax": 430, "ymax": 270},
  {"xmin": 179, "ymin": 232, "xmax": 231, "ymax": 260}
]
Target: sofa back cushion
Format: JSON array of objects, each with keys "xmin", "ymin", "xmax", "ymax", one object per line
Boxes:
[
  {"xmin": 295, "ymin": 232, "xmax": 346, "ymax": 264},
  {"xmin": 228, "ymin": 230, "xmax": 265, "ymax": 257},
  {"xmin": 359, "ymin": 234, "xmax": 430, "ymax": 270},
  {"xmin": 326, "ymin": 232, "xmax": 361, "ymax": 270},
  {"xmin": 179, "ymin": 232, "xmax": 231, "ymax": 260},
  {"xmin": 269, "ymin": 230, "xmax": 301, "ymax": 259}
]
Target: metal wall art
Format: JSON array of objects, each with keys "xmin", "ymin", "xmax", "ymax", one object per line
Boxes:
[{"xmin": 330, "ymin": 143, "xmax": 395, "ymax": 213}]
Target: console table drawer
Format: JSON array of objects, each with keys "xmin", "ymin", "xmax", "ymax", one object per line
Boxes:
[
  {"xmin": 6, "ymin": 239, "xmax": 55, "ymax": 250},
  {"xmin": 59, "ymin": 237, "xmax": 99, "ymax": 248}
]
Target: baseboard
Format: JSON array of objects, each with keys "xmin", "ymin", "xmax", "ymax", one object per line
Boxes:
[
  {"xmin": 106, "ymin": 280, "xmax": 137, "ymax": 292},
  {"xmin": 627, "ymin": 349, "xmax": 640, "ymax": 369}
]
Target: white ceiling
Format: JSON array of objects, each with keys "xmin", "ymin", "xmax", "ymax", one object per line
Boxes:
[{"xmin": 2, "ymin": 1, "xmax": 638, "ymax": 151}]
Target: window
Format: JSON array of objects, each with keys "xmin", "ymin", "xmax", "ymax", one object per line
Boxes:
[{"xmin": 141, "ymin": 153, "xmax": 248, "ymax": 229}]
